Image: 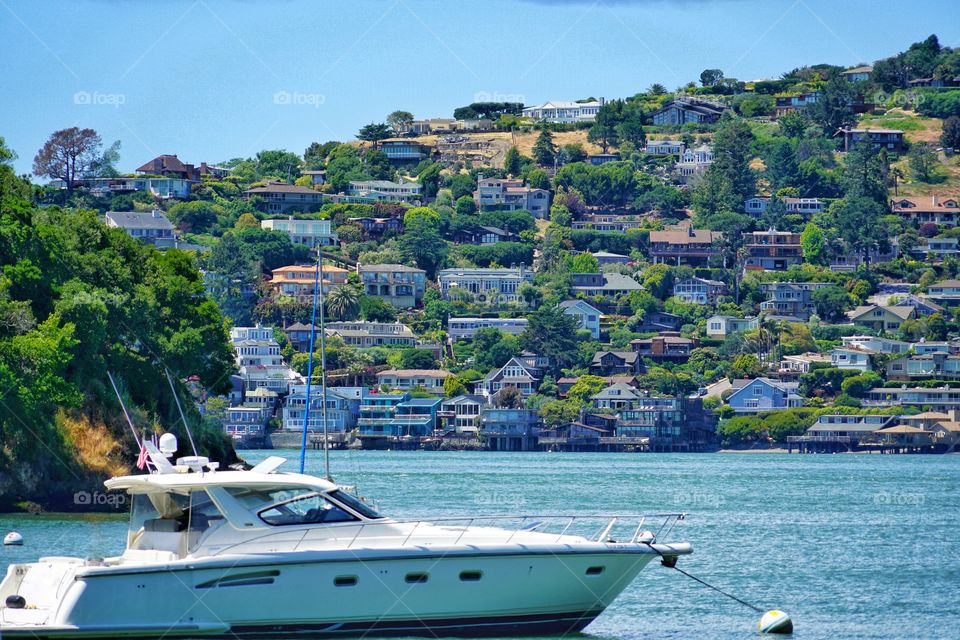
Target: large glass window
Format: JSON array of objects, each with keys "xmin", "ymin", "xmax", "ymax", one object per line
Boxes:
[{"xmin": 258, "ymin": 492, "xmax": 357, "ymax": 526}]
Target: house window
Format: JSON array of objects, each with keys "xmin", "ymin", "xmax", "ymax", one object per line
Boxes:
[{"xmin": 752, "ymin": 386, "xmax": 763, "ymax": 395}]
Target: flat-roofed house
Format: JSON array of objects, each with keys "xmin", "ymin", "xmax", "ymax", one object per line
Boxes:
[
  {"xmin": 358, "ymin": 263, "xmax": 426, "ymax": 308},
  {"xmin": 648, "ymin": 227, "xmax": 722, "ymax": 266},
  {"xmin": 261, "ymin": 217, "xmax": 338, "ymax": 247},
  {"xmin": 245, "ymin": 182, "xmax": 323, "ymax": 214}
]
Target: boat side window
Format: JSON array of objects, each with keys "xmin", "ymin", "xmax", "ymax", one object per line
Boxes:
[{"xmin": 258, "ymin": 493, "xmax": 358, "ymax": 527}]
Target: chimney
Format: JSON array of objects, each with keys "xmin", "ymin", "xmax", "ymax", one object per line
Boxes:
[
  {"xmin": 154, "ymin": 158, "xmax": 162, "ymax": 173},
  {"xmin": 688, "ymin": 226, "xmax": 696, "ymax": 238}
]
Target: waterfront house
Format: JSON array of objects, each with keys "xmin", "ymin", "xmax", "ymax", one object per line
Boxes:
[
  {"xmin": 589, "ymin": 351, "xmax": 642, "ymax": 376},
  {"xmin": 357, "ymin": 391, "xmax": 411, "ymax": 444},
  {"xmin": 475, "ymin": 178, "xmax": 550, "ymax": 218},
  {"xmin": 377, "ymin": 369, "xmax": 450, "ymax": 395},
  {"xmin": 388, "ymin": 397, "xmax": 442, "ymax": 438},
  {"xmin": 268, "ymin": 264, "xmax": 350, "ymax": 302},
  {"xmin": 245, "ymin": 182, "xmax": 322, "ymax": 214},
  {"xmin": 358, "ymin": 263, "xmax": 426, "ymax": 308},
  {"xmin": 886, "ymin": 354, "xmax": 960, "ymax": 381},
  {"xmin": 834, "ymin": 127, "xmax": 905, "ymax": 153},
  {"xmin": 673, "ymin": 277, "xmax": 726, "ymax": 304},
  {"xmin": 261, "ymin": 217, "xmax": 338, "ymax": 248},
  {"xmin": 847, "ymin": 304, "xmax": 916, "ymax": 333},
  {"xmin": 706, "ymin": 315, "xmax": 759, "ymax": 339},
  {"xmin": 591, "ymin": 383, "xmax": 644, "ymax": 410},
  {"xmin": 830, "ymin": 346, "xmax": 876, "ymax": 372},
  {"xmin": 744, "ymin": 228, "xmax": 803, "ymax": 271},
  {"xmin": 645, "ymin": 140, "xmax": 684, "ymax": 155},
  {"xmin": 477, "ymin": 357, "xmax": 541, "ymax": 400},
  {"xmin": 522, "ymin": 100, "xmax": 602, "ymax": 123},
  {"xmin": 569, "ymin": 272, "xmax": 643, "ymax": 298},
  {"xmin": 324, "ymin": 321, "xmax": 417, "ymax": 348},
  {"xmin": 559, "ymin": 299, "xmax": 603, "ymax": 340},
  {"xmin": 438, "ymin": 394, "xmax": 487, "ymax": 435},
  {"xmin": 648, "ymin": 227, "xmax": 722, "ymax": 266},
  {"xmin": 447, "ymin": 317, "xmax": 528, "ymax": 341},
  {"xmin": 630, "ymin": 333, "xmax": 696, "ymax": 362},
  {"xmin": 651, "ymin": 98, "xmax": 727, "ymax": 125},
  {"xmin": 890, "ymin": 196, "xmax": 960, "ymax": 227},
  {"xmin": 223, "ymin": 405, "xmax": 271, "ymax": 440},
  {"xmin": 727, "ymin": 378, "xmax": 804, "ymax": 414},
  {"xmin": 105, "ymin": 210, "xmax": 176, "ymax": 248},
  {"xmin": 438, "ymin": 265, "xmax": 533, "ymax": 304},
  {"xmin": 862, "ymin": 387, "xmax": 960, "ymax": 411},
  {"xmin": 793, "ymin": 413, "xmax": 897, "ymax": 450},
  {"xmin": 282, "ymin": 385, "xmax": 360, "ymax": 433},
  {"xmin": 481, "ymin": 408, "xmax": 541, "ymax": 451},
  {"xmin": 927, "ymin": 279, "xmax": 960, "ymax": 304}
]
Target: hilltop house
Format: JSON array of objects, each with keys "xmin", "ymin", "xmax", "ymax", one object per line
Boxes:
[
  {"xmin": 645, "ymin": 140, "xmax": 684, "ymax": 155},
  {"xmin": 890, "ymin": 196, "xmax": 960, "ymax": 227},
  {"xmin": 245, "ymin": 182, "xmax": 323, "ymax": 214},
  {"xmin": 834, "ymin": 128, "xmax": 905, "ymax": 153},
  {"xmin": 589, "ymin": 351, "xmax": 642, "ymax": 376},
  {"xmin": 105, "ymin": 210, "xmax": 176, "ymax": 248},
  {"xmin": 378, "ymin": 139, "xmax": 431, "ymax": 166},
  {"xmin": 744, "ymin": 197, "xmax": 828, "ymax": 217},
  {"xmin": 136, "ymin": 154, "xmax": 227, "ymax": 180},
  {"xmin": 447, "ymin": 317, "xmax": 528, "ymax": 341},
  {"xmin": 706, "ymin": 315, "xmax": 759, "ymax": 339},
  {"xmin": 744, "ymin": 228, "xmax": 803, "ymax": 271},
  {"xmin": 282, "ymin": 385, "xmax": 360, "ymax": 433},
  {"xmin": 673, "ymin": 277, "xmax": 726, "ymax": 304},
  {"xmin": 676, "ymin": 144, "xmax": 713, "ymax": 184},
  {"xmin": 651, "ymin": 98, "xmax": 727, "ymax": 125},
  {"xmin": 438, "ymin": 265, "xmax": 533, "ymax": 304},
  {"xmin": 841, "ymin": 66, "xmax": 873, "ymax": 82},
  {"xmin": 847, "ymin": 305, "xmax": 917, "ymax": 333},
  {"xmin": 358, "ymin": 263, "xmax": 426, "ymax": 308},
  {"xmin": 522, "ymin": 100, "xmax": 602, "ymax": 123},
  {"xmin": 727, "ymin": 378, "xmax": 804, "ymax": 414},
  {"xmin": 268, "ymin": 264, "xmax": 349, "ymax": 302},
  {"xmin": 344, "ymin": 180, "xmax": 423, "ymax": 204},
  {"xmin": 558, "ymin": 299, "xmax": 602, "ymax": 340},
  {"xmin": 261, "ymin": 217, "xmax": 338, "ymax": 248},
  {"xmin": 475, "ymin": 178, "xmax": 550, "ymax": 218},
  {"xmin": 648, "ymin": 228, "xmax": 722, "ymax": 266}
]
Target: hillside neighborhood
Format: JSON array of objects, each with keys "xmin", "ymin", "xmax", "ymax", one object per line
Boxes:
[{"xmin": 17, "ymin": 33, "xmax": 960, "ymax": 455}]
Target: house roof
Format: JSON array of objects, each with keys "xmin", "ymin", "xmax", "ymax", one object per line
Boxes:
[
  {"xmin": 559, "ymin": 299, "xmax": 602, "ymax": 314},
  {"xmin": 891, "ymin": 196, "xmax": 959, "ymax": 211},
  {"xmin": 930, "ymin": 280, "xmax": 960, "ymax": 288},
  {"xmin": 246, "ymin": 182, "xmax": 318, "ymax": 195},
  {"xmin": 105, "ymin": 210, "xmax": 173, "ymax": 230},
  {"xmin": 877, "ymin": 424, "xmax": 928, "ymax": 434},
  {"xmin": 591, "ymin": 351, "xmax": 639, "ymax": 365},
  {"xmin": 377, "ymin": 369, "xmax": 451, "ymax": 379},
  {"xmin": 649, "ymin": 229, "xmax": 721, "ymax": 244},
  {"xmin": 904, "ymin": 411, "xmax": 951, "ymax": 420},
  {"xmin": 359, "ymin": 263, "xmax": 425, "ymax": 273},
  {"xmin": 136, "ymin": 154, "xmax": 190, "ymax": 174},
  {"xmin": 841, "ymin": 65, "xmax": 873, "ymax": 74},
  {"xmin": 591, "ymin": 383, "xmax": 642, "ymax": 400},
  {"xmin": 848, "ymin": 305, "xmax": 916, "ymax": 321},
  {"xmin": 443, "ymin": 394, "xmax": 486, "ymax": 405},
  {"xmin": 630, "ymin": 335, "xmax": 695, "ymax": 345},
  {"xmin": 572, "ymin": 273, "xmax": 643, "ymax": 291}
]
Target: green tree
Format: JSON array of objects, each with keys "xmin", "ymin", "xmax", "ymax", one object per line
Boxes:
[
  {"xmin": 520, "ymin": 306, "xmax": 580, "ymax": 373},
  {"xmin": 941, "ymin": 116, "xmax": 960, "ymax": 151},
  {"xmin": 255, "ymin": 149, "xmax": 302, "ymax": 182},
  {"xmin": 805, "ymin": 72, "xmax": 855, "ymax": 134},
  {"xmin": 729, "ymin": 354, "xmax": 764, "ymax": 379},
  {"xmin": 908, "ymin": 143, "xmax": 938, "ymax": 183},
  {"xmin": 587, "ymin": 100, "xmax": 623, "ymax": 153},
  {"xmin": 455, "ymin": 195, "xmax": 477, "ymax": 216},
  {"xmin": 831, "ymin": 196, "xmax": 890, "ymax": 268},
  {"xmin": 532, "ymin": 129, "xmax": 557, "ymax": 166},
  {"xmin": 811, "ymin": 285, "xmax": 852, "ymax": 321},
  {"xmin": 570, "ymin": 252, "xmax": 600, "ymax": 273},
  {"xmin": 386, "ymin": 110, "xmax": 415, "ymax": 132},
  {"xmin": 567, "ymin": 375, "xmax": 605, "ymax": 405},
  {"xmin": 842, "ymin": 145, "xmax": 888, "ymax": 204},
  {"xmin": 700, "ymin": 69, "xmax": 724, "ymax": 86},
  {"xmin": 360, "ymin": 295, "xmax": 397, "ymax": 322},
  {"xmin": 503, "ymin": 146, "xmax": 522, "ymax": 176},
  {"xmin": 357, "ymin": 123, "xmax": 394, "ymax": 143},
  {"xmin": 800, "ymin": 222, "xmax": 828, "ymax": 266},
  {"xmin": 692, "ymin": 119, "xmax": 756, "ymax": 216},
  {"xmin": 398, "ymin": 348, "xmax": 437, "ymax": 369},
  {"xmin": 497, "ymin": 385, "xmax": 524, "ymax": 409},
  {"xmin": 444, "ymin": 375, "xmax": 468, "ymax": 398},
  {"xmin": 616, "ymin": 107, "xmax": 646, "ymax": 148},
  {"xmin": 527, "ymin": 168, "xmax": 551, "ymax": 191},
  {"xmin": 326, "ymin": 285, "xmax": 361, "ymax": 320},
  {"xmin": 539, "ymin": 399, "xmax": 580, "ymax": 426},
  {"xmin": 777, "ymin": 110, "xmax": 809, "ymax": 138}
]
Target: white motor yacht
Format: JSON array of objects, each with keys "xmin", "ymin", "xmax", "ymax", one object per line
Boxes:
[{"xmin": 0, "ymin": 442, "xmax": 691, "ymax": 639}]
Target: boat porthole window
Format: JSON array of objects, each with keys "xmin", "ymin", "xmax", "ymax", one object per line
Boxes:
[
  {"xmin": 405, "ymin": 572, "xmax": 429, "ymax": 584},
  {"xmin": 459, "ymin": 570, "xmax": 483, "ymax": 582},
  {"xmin": 586, "ymin": 566, "xmax": 605, "ymax": 576},
  {"xmin": 334, "ymin": 576, "xmax": 358, "ymax": 587}
]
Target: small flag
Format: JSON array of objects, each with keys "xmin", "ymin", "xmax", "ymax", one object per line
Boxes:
[{"xmin": 136, "ymin": 442, "xmax": 148, "ymax": 470}]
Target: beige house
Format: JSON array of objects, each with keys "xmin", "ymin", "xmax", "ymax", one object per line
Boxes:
[{"xmin": 847, "ymin": 305, "xmax": 916, "ymax": 333}]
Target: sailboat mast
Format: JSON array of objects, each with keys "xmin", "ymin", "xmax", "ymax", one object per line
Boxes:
[
  {"xmin": 317, "ymin": 257, "xmax": 332, "ymax": 481},
  {"xmin": 298, "ymin": 254, "xmax": 323, "ymax": 474}
]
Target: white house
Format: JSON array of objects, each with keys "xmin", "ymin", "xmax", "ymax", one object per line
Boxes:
[
  {"xmin": 830, "ymin": 346, "xmax": 875, "ymax": 372},
  {"xmin": 261, "ymin": 217, "xmax": 338, "ymax": 248},
  {"xmin": 447, "ymin": 317, "xmax": 529, "ymax": 341},
  {"xmin": 477, "ymin": 357, "xmax": 541, "ymax": 400},
  {"xmin": 522, "ymin": 100, "xmax": 602, "ymax": 124},
  {"xmin": 558, "ymin": 299, "xmax": 602, "ymax": 340},
  {"xmin": 706, "ymin": 315, "xmax": 759, "ymax": 339},
  {"xmin": 645, "ymin": 140, "xmax": 684, "ymax": 155},
  {"xmin": 673, "ymin": 277, "xmax": 726, "ymax": 304}
]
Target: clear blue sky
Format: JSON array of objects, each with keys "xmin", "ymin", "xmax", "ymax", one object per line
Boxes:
[{"xmin": 2, "ymin": 0, "xmax": 957, "ymax": 176}]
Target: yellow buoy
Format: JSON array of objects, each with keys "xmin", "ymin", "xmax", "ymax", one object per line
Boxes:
[{"xmin": 758, "ymin": 610, "xmax": 793, "ymax": 634}]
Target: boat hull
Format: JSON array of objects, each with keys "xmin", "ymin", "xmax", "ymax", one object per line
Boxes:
[{"xmin": 1, "ymin": 546, "xmax": 668, "ymax": 639}]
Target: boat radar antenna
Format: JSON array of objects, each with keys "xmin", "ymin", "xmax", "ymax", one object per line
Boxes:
[
  {"xmin": 299, "ymin": 252, "xmax": 332, "ymax": 481},
  {"xmin": 165, "ymin": 368, "xmax": 200, "ymax": 457}
]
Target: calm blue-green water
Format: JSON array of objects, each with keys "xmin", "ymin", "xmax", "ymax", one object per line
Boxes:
[{"xmin": 2, "ymin": 451, "xmax": 958, "ymax": 639}]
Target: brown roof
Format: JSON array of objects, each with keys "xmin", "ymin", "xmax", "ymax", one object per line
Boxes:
[
  {"xmin": 271, "ymin": 265, "xmax": 348, "ymax": 276},
  {"xmin": 649, "ymin": 229, "xmax": 721, "ymax": 245},
  {"xmin": 891, "ymin": 196, "xmax": 959, "ymax": 211},
  {"xmin": 877, "ymin": 425, "xmax": 928, "ymax": 434},
  {"xmin": 377, "ymin": 369, "xmax": 451, "ymax": 378},
  {"xmin": 136, "ymin": 154, "xmax": 190, "ymax": 174},
  {"xmin": 931, "ymin": 280, "xmax": 960, "ymax": 288}
]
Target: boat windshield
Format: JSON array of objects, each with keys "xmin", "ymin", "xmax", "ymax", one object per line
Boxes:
[
  {"xmin": 223, "ymin": 486, "xmax": 367, "ymax": 526},
  {"xmin": 328, "ymin": 489, "xmax": 383, "ymax": 519}
]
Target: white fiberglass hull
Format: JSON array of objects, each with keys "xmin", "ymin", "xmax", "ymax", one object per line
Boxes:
[{"xmin": 0, "ymin": 543, "xmax": 689, "ymax": 639}]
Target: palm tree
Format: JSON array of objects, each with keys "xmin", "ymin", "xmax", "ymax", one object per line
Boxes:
[{"xmin": 326, "ymin": 285, "xmax": 360, "ymax": 320}]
